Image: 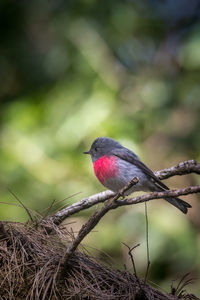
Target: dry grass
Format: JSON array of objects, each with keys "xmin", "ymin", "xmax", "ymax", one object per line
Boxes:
[{"xmin": 0, "ymin": 220, "xmax": 198, "ymax": 300}]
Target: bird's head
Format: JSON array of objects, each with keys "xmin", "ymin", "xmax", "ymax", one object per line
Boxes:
[{"xmin": 83, "ymin": 137, "xmax": 122, "ymax": 162}]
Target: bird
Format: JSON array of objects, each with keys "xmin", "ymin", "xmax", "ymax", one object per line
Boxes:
[{"xmin": 83, "ymin": 137, "xmax": 191, "ymax": 214}]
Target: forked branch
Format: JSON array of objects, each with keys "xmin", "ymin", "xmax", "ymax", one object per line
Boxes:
[
  {"xmin": 46, "ymin": 160, "xmax": 200, "ymax": 226},
  {"xmin": 60, "ymin": 184, "xmax": 200, "ymax": 268},
  {"xmin": 54, "ymin": 159, "xmax": 200, "ymax": 280}
]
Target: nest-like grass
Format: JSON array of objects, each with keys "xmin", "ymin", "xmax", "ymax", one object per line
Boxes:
[{"xmin": 0, "ymin": 220, "xmax": 199, "ymax": 300}]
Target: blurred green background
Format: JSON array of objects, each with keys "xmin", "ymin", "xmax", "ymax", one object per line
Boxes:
[{"xmin": 0, "ymin": 0, "xmax": 200, "ymax": 295}]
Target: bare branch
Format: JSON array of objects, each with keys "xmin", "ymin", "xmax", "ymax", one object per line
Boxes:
[
  {"xmin": 117, "ymin": 185, "xmax": 200, "ymax": 206},
  {"xmin": 47, "ymin": 190, "xmax": 114, "ymax": 226},
  {"xmin": 155, "ymin": 159, "xmax": 200, "ymax": 180},
  {"xmin": 46, "ymin": 160, "xmax": 200, "ymax": 226}
]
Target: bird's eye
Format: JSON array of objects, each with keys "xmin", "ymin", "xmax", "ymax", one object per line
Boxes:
[{"xmin": 94, "ymin": 147, "xmax": 98, "ymax": 151}]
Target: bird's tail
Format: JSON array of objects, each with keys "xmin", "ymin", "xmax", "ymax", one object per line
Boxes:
[
  {"xmin": 164, "ymin": 197, "xmax": 191, "ymax": 214},
  {"xmin": 151, "ymin": 184, "xmax": 192, "ymax": 214}
]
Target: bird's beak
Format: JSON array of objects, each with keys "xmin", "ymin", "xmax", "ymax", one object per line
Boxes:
[{"xmin": 83, "ymin": 150, "xmax": 90, "ymax": 154}]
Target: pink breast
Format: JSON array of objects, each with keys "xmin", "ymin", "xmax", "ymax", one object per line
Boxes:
[{"xmin": 93, "ymin": 155, "xmax": 118, "ymax": 185}]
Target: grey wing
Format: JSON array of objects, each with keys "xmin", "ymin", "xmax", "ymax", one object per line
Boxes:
[{"xmin": 111, "ymin": 148, "xmax": 169, "ymax": 191}]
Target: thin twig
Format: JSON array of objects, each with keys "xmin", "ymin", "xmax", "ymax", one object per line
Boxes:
[
  {"xmin": 8, "ymin": 188, "xmax": 34, "ymax": 222},
  {"xmin": 144, "ymin": 202, "xmax": 150, "ymax": 285},
  {"xmin": 121, "ymin": 242, "xmax": 146, "ymax": 297},
  {"xmin": 122, "ymin": 242, "xmax": 140, "ymax": 279}
]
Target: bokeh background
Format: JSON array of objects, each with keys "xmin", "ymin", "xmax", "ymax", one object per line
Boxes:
[{"xmin": 0, "ymin": 0, "xmax": 200, "ymax": 295}]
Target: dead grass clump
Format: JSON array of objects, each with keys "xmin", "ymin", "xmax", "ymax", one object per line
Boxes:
[
  {"xmin": 0, "ymin": 221, "xmax": 64, "ymax": 299},
  {"xmin": 0, "ymin": 220, "xmax": 198, "ymax": 300}
]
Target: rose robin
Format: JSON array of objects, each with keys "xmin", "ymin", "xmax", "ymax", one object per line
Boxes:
[{"xmin": 84, "ymin": 137, "xmax": 191, "ymax": 213}]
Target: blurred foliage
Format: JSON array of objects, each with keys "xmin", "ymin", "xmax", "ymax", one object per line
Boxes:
[{"xmin": 0, "ymin": 0, "xmax": 200, "ymax": 295}]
